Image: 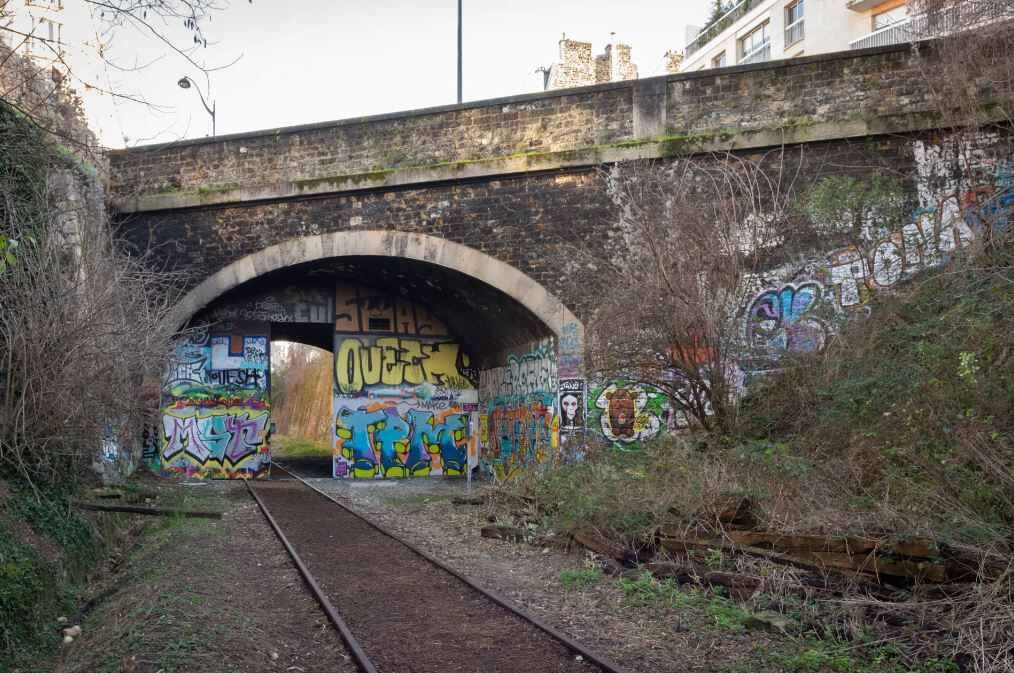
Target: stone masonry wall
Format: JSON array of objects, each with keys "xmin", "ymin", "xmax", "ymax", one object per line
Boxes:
[
  {"xmin": 119, "ymin": 136, "xmax": 923, "ymax": 328},
  {"xmin": 108, "ymin": 44, "xmax": 948, "ymax": 207}
]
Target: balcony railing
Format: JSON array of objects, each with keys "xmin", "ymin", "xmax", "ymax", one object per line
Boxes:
[
  {"xmin": 740, "ymin": 40, "xmax": 771, "ymax": 65},
  {"xmin": 784, "ymin": 18, "xmax": 805, "ymax": 47},
  {"xmin": 849, "ymin": 17, "xmax": 914, "ymax": 49},
  {"xmin": 850, "ymin": 1, "xmax": 1014, "ymax": 50},
  {"xmin": 685, "ymin": 0, "xmax": 749, "ymax": 58}
]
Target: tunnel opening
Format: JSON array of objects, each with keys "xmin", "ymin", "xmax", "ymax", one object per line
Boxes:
[
  {"xmin": 269, "ymin": 341, "xmax": 334, "ymax": 477},
  {"xmin": 158, "ymin": 248, "xmax": 568, "ymax": 481}
]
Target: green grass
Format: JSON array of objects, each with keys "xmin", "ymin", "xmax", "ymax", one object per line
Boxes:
[
  {"xmin": 771, "ymin": 640, "xmax": 960, "ymax": 673},
  {"xmin": 558, "ymin": 567, "xmax": 602, "ymax": 590},
  {"xmin": 271, "ymin": 434, "xmax": 333, "ymax": 459}
]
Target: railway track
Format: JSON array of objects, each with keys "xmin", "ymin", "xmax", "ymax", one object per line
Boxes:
[{"xmin": 245, "ymin": 464, "xmax": 632, "ymax": 673}]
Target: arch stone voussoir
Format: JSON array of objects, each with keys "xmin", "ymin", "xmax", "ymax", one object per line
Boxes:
[{"xmin": 174, "ymin": 230, "xmax": 584, "ymax": 344}]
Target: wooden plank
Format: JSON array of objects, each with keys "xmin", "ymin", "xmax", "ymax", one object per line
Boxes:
[
  {"xmin": 658, "ymin": 529, "xmax": 938, "ymax": 559},
  {"xmin": 72, "ymin": 501, "xmax": 223, "ymax": 519},
  {"xmin": 793, "ymin": 551, "xmax": 947, "ymax": 583},
  {"xmin": 571, "ymin": 529, "xmax": 627, "ymax": 561}
]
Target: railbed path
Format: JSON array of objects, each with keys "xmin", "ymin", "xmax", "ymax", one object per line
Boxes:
[{"xmin": 250, "ymin": 479, "xmax": 610, "ymax": 673}]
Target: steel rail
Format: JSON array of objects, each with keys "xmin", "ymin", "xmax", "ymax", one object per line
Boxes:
[
  {"xmin": 244, "ymin": 479, "xmax": 379, "ymax": 673},
  {"xmin": 272, "ymin": 463, "xmax": 634, "ymax": 673}
]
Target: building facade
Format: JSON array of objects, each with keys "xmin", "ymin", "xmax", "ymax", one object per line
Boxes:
[
  {"xmin": 0, "ymin": 0, "xmax": 66, "ymax": 64},
  {"xmin": 680, "ymin": 0, "xmax": 924, "ymax": 72},
  {"xmin": 544, "ymin": 37, "xmax": 639, "ymax": 90}
]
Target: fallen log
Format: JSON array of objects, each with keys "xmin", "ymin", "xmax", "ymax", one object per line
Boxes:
[
  {"xmin": 657, "ymin": 528, "xmax": 938, "ymax": 559},
  {"xmin": 72, "ymin": 501, "xmax": 222, "ymax": 519},
  {"xmin": 571, "ymin": 529, "xmax": 626, "ymax": 561},
  {"xmin": 658, "ymin": 534, "xmax": 944, "ymax": 584},
  {"xmin": 480, "ymin": 525, "xmax": 525, "ymax": 543}
]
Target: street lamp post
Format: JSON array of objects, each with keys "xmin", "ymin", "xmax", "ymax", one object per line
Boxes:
[
  {"xmin": 177, "ymin": 76, "xmax": 216, "ymax": 137},
  {"xmin": 457, "ymin": 0, "xmax": 462, "ymax": 104}
]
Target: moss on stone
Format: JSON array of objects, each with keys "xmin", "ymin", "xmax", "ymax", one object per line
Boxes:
[
  {"xmin": 293, "ymin": 169, "xmax": 396, "ymax": 192},
  {"xmin": 196, "ymin": 182, "xmax": 241, "ymax": 196}
]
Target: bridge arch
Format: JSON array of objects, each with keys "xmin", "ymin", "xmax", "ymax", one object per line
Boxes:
[{"xmin": 174, "ymin": 230, "xmax": 583, "ymax": 343}]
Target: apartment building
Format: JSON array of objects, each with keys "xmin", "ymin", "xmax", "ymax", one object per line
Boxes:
[
  {"xmin": 0, "ymin": 0, "xmax": 66, "ymax": 63},
  {"xmin": 680, "ymin": 0, "xmax": 950, "ymax": 72}
]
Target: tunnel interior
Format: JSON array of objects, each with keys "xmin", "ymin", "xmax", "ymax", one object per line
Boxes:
[
  {"xmin": 157, "ymin": 255, "xmax": 558, "ymax": 481},
  {"xmin": 194, "ymin": 256, "xmax": 553, "ymax": 364}
]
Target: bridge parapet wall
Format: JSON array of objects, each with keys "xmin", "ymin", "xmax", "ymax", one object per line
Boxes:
[{"xmin": 109, "ymin": 45, "xmax": 945, "ymax": 213}]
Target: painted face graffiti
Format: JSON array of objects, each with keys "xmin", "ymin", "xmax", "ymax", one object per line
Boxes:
[
  {"xmin": 558, "ymin": 379, "xmax": 585, "ymax": 432},
  {"xmin": 590, "ymin": 382, "xmax": 669, "ymax": 445}
]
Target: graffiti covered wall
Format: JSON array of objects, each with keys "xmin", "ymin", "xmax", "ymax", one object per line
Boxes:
[
  {"xmin": 478, "ymin": 341, "xmax": 560, "ymax": 479},
  {"xmin": 159, "ymin": 324, "xmax": 272, "ymax": 478},
  {"xmin": 332, "ymin": 284, "xmax": 479, "ymax": 478},
  {"xmin": 740, "ymin": 139, "xmax": 1013, "ymax": 377}
]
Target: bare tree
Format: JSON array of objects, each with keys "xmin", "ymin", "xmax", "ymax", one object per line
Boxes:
[
  {"xmin": 0, "ymin": 98, "xmax": 182, "ymax": 487},
  {"xmin": 582, "ymin": 152, "xmax": 808, "ymax": 432},
  {"xmin": 0, "ymin": 0, "xmax": 240, "ymax": 149}
]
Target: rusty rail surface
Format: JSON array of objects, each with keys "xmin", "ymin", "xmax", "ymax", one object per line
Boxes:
[
  {"xmin": 267, "ymin": 462, "xmax": 635, "ymax": 673},
  {"xmin": 244, "ymin": 479, "xmax": 379, "ymax": 673}
]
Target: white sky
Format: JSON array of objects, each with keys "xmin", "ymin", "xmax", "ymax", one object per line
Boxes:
[{"xmin": 53, "ymin": 1, "xmax": 711, "ymax": 147}]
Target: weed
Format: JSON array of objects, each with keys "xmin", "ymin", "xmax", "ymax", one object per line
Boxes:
[
  {"xmin": 705, "ymin": 596, "xmax": 753, "ymax": 632},
  {"xmin": 618, "ymin": 572, "xmax": 685, "ymax": 609},
  {"xmin": 558, "ymin": 568, "xmax": 602, "ymax": 590}
]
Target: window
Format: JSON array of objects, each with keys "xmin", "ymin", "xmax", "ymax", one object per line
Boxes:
[
  {"xmin": 785, "ymin": 0, "xmax": 805, "ymax": 46},
  {"xmin": 873, "ymin": 5, "xmax": 908, "ymax": 30},
  {"xmin": 25, "ymin": 0, "xmax": 63, "ymax": 9},
  {"xmin": 40, "ymin": 17, "xmax": 61, "ymax": 43},
  {"xmin": 738, "ymin": 21, "xmax": 770, "ymax": 63},
  {"xmin": 711, "ymin": 51, "xmax": 727, "ymax": 68}
]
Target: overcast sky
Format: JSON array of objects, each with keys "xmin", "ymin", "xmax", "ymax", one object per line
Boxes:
[{"xmin": 65, "ymin": 1, "xmax": 710, "ymax": 147}]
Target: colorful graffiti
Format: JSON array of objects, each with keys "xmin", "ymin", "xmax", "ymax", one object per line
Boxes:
[
  {"xmin": 160, "ymin": 324, "xmax": 271, "ymax": 478},
  {"xmin": 740, "ymin": 150, "xmax": 1013, "ymax": 373},
  {"xmin": 334, "ymin": 336, "xmax": 476, "ymax": 395},
  {"xmin": 588, "ymin": 381, "xmax": 672, "ymax": 446},
  {"xmin": 161, "ymin": 403, "xmax": 270, "ymax": 478},
  {"xmin": 742, "ymin": 283, "xmax": 836, "ymax": 373},
  {"xmin": 332, "ymin": 315, "xmax": 479, "ymax": 478},
  {"xmin": 479, "ymin": 342, "xmax": 560, "ymax": 478},
  {"xmin": 334, "ymin": 402, "xmax": 473, "ymax": 478}
]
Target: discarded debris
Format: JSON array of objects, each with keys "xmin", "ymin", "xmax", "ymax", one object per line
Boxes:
[
  {"xmin": 480, "ymin": 525, "xmax": 526, "ymax": 542},
  {"xmin": 72, "ymin": 501, "xmax": 223, "ymax": 519}
]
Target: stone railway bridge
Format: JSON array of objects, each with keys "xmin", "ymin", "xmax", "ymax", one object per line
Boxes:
[{"xmin": 110, "ymin": 43, "xmax": 1007, "ymax": 480}]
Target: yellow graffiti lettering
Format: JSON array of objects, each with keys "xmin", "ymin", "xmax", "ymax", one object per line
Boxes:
[
  {"xmin": 335, "ymin": 336, "xmax": 474, "ymax": 392},
  {"xmin": 422, "ymin": 342, "xmax": 464, "ymax": 387},
  {"xmin": 336, "ymin": 338, "xmax": 365, "ymax": 394},
  {"xmin": 362, "ymin": 345, "xmax": 383, "ymax": 387},
  {"xmin": 399, "ymin": 338, "xmax": 425, "ymax": 385},
  {"xmin": 377, "ymin": 337, "xmax": 405, "ymax": 386}
]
